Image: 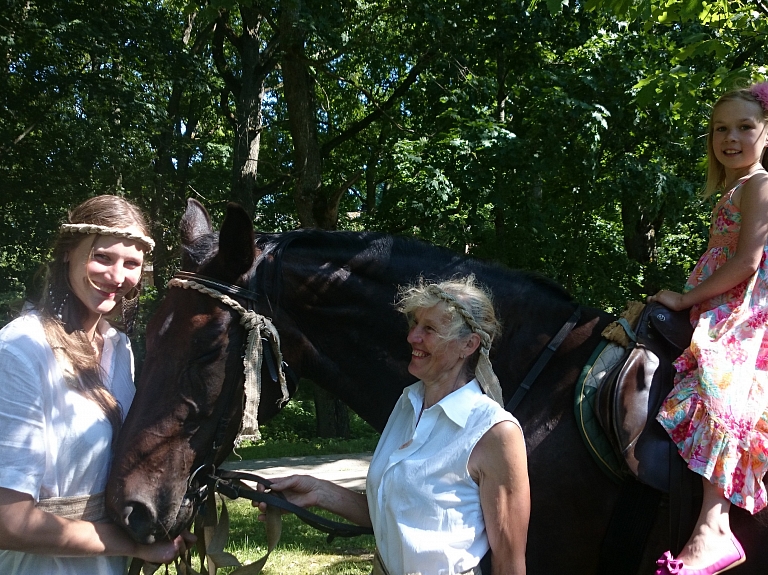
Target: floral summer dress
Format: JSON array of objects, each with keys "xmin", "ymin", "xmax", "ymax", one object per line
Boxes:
[{"xmin": 657, "ymin": 174, "xmax": 768, "ymax": 514}]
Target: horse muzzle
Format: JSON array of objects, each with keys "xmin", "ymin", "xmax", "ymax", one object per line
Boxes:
[{"xmin": 109, "ymin": 483, "xmax": 202, "ymax": 544}]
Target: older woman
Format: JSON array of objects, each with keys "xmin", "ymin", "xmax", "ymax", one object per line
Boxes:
[{"xmin": 259, "ymin": 275, "xmax": 530, "ymax": 575}]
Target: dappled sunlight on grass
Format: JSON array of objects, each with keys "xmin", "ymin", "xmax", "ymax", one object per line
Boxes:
[{"xmin": 254, "ymin": 548, "xmax": 374, "ymax": 575}]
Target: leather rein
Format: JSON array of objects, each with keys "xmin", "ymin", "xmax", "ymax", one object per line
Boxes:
[{"xmin": 505, "ymin": 305, "xmax": 582, "ymax": 413}]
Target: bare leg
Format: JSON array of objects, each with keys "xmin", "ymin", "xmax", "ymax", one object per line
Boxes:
[{"xmin": 675, "ymin": 477, "xmax": 736, "ymax": 568}]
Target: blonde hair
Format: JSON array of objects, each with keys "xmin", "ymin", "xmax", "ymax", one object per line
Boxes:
[
  {"xmin": 704, "ymin": 86, "xmax": 768, "ymax": 198},
  {"xmin": 397, "ymin": 275, "xmax": 501, "ymax": 375},
  {"xmin": 38, "ymin": 195, "xmax": 151, "ymax": 443}
]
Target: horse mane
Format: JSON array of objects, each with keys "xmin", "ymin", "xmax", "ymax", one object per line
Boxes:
[
  {"xmin": 255, "ymin": 229, "xmax": 574, "ymax": 308},
  {"xmin": 388, "ymin": 233, "xmax": 573, "ymax": 303}
]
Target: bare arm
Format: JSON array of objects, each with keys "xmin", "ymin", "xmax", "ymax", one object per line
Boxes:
[
  {"xmin": 469, "ymin": 420, "xmax": 530, "ymax": 575},
  {"xmin": 0, "ymin": 487, "xmax": 190, "ymax": 563},
  {"xmin": 256, "ymin": 475, "xmax": 372, "ymax": 527},
  {"xmin": 650, "ymin": 173, "xmax": 768, "ymax": 310}
]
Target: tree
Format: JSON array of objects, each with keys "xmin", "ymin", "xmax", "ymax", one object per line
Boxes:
[
  {"xmin": 5, "ymin": 0, "xmax": 766, "ymax": 436},
  {"xmin": 1, "ymin": 0, "xmax": 177, "ymax": 298}
]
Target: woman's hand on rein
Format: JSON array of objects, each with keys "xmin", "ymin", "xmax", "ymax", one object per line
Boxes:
[
  {"xmin": 647, "ymin": 290, "xmax": 686, "ymax": 311},
  {"xmin": 253, "ymin": 475, "xmax": 324, "ymax": 521}
]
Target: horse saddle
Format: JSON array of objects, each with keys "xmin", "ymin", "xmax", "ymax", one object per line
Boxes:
[{"xmin": 594, "ymin": 302, "xmax": 694, "ymax": 492}]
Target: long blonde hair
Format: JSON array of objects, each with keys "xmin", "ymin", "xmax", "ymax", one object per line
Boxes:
[
  {"xmin": 704, "ymin": 86, "xmax": 768, "ymax": 198},
  {"xmin": 38, "ymin": 195, "xmax": 151, "ymax": 443}
]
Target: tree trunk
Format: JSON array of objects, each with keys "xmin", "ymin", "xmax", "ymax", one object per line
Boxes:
[
  {"xmin": 280, "ymin": 0, "xmax": 327, "ymax": 228},
  {"xmin": 230, "ymin": 6, "xmax": 268, "ymax": 217},
  {"xmin": 494, "ymin": 48, "xmax": 508, "ymax": 247},
  {"xmin": 621, "ymin": 195, "xmax": 665, "ymax": 293},
  {"xmin": 314, "ymin": 386, "xmax": 351, "ymax": 439},
  {"xmin": 280, "ymin": 0, "xmax": 349, "ymax": 435}
]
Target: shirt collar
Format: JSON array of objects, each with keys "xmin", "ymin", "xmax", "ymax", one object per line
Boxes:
[
  {"xmin": 404, "ymin": 379, "xmax": 482, "ymax": 428},
  {"xmin": 98, "ymin": 317, "xmax": 120, "ymax": 342}
]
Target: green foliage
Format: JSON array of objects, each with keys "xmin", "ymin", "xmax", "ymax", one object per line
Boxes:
[
  {"xmin": 230, "ymin": 384, "xmax": 380, "ymax": 460},
  {"xmin": 4, "ymin": 0, "xmax": 767, "ymax": 323},
  {"xmin": 341, "ymin": 3, "xmax": 712, "ymax": 309}
]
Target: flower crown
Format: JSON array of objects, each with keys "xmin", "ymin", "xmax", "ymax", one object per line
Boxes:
[{"xmin": 751, "ymin": 82, "xmax": 768, "ymax": 111}]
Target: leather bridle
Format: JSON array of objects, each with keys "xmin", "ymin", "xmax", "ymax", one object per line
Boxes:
[{"xmin": 168, "ymin": 270, "xmax": 373, "ymax": 541}]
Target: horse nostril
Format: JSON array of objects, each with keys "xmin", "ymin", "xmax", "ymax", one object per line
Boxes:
[{"xmin": 121, "ymin": 501, "xmax": 157, "ymax": 544}]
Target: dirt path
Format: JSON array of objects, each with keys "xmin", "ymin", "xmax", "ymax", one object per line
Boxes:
[{"xmin": 221, "ymin": 452, "xmax": 372, "ymax": 492}]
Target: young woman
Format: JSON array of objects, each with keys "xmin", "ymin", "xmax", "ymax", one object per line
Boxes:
[{"xmin": 0, "ymin": 195, "xmax": 191, "ymax": 574}]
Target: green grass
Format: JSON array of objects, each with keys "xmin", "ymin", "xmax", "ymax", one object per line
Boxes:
[
  {"xmin": 151, "ymin": 498, "xmax": 376, "ymax": 575},
  {"xmin": 229, "ymin": 436, "xmax": 379, "ymax": 461},
  {"xmin": 220, "ymin": 498, "xmax": 375, "ymax": 574}
]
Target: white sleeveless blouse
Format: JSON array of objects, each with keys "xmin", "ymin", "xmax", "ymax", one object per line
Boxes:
[{"xmin": 366, "ymin": 379, "xmax": 520, "ymax": 575}]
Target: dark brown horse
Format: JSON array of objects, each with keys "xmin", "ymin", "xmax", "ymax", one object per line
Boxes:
[{"xmin": 106, "ymin": 199, "xmax": 767, "ymax": 574}]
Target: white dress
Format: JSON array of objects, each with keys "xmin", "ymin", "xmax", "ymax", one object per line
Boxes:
[
  {"xmin": 0, "ymin": 312, "xmax": 135, "ymax": 575},
  {"xmin": 367, "ymin": 379, "xmax": 520, "ymax": 575}
]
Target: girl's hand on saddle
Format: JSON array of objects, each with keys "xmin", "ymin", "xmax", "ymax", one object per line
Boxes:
[
  {"xmin": 647, "ymin": 290, "xmax": 687, "ymax": 311},
  {"xmin": 134, "ymin": 529, "xmax": 196, "ymax": 564}
]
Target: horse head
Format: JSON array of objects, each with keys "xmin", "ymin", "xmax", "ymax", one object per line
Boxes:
[{"xmin": 106, "ymin": 199, "xmax": 292, "ymax": 543}]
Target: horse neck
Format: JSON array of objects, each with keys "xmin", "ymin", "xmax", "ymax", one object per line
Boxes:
[{"xmin": 252, "ymin": 231, "xmax": 605, "ymax": 430}]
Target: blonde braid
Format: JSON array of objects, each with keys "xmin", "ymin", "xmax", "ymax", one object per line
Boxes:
[
  {"xmin": 422, "ymin": 284, "xmax": 504, "ymax": 405},
  {"xmin": 424, "ymin": 285, "xmax": 493, "ymax": 350}
]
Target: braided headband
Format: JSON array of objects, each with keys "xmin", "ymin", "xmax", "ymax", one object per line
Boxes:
[
  {"xmin": 423, "ymin": 285, "xmax": 504, "ymax": 406},
  {"xmin": 61, "ymin": 223, "xmax": 155, "ymax": 252}
]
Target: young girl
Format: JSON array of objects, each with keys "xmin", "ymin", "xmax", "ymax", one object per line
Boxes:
[
  {"xmin": 650, "ymin": 84, "xmax": 768, "ymax": 575},
  {"xmin": 0, "ymin": 195, "xmax": 191, "ymax": 574}
]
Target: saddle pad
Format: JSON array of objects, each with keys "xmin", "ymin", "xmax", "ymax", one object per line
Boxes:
[{"xmin": 574, "ymin": 339, "xmax": 626, "ymax": 484}]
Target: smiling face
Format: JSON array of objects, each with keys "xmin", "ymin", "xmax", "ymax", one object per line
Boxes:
[
  {"xmin": 406, "ymin": 303, "xmax": 474, "ymax": 387},
  {"xmin": 710, "ymin": 98, "xmax": 768, "ymax": 179},
  {"xmin": 67, "ymin": 232, "xmax": 145, "ymax": 331}
]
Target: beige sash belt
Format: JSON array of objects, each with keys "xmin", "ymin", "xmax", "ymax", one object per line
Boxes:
[
  {"xmin": 35, "ymin": 491, "xmax": 108, "ymax": 523},
  {"xmin": 371, "ymin": 550, "xmax": 389, "ymax": 575},
  {"xmin": 371, "ymin": 549, "xmax": 483, "ymax": 575}
]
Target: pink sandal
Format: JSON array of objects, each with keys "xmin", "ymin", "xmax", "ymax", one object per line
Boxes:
[{"xmin": 654, "ymin": 535, "xmax": 746, "ymax": 575}]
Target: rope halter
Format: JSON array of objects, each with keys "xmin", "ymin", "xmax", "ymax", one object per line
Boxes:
[
  {"xmin": 61, "ymin": 223, "xmax": 155, "ymax": 252},
  {"xmin": 424, "ymin": 285, "xmax": 504, "ymax": 406},
  {"xmin": 167, "ymin": 276, "xmax": 289, "ymax": 442}
]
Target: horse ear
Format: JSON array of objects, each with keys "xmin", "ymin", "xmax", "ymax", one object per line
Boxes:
[
  {"xmin": 217, "ymin": 202, "xmax": 255, "ymax": 277},
  {"xmin": 180, "ymin": 198, "xmax": 213, "ymax": 246}
]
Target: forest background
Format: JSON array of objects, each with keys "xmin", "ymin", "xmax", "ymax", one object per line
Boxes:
[{"xmin": 2, "ymin": 0, "xmax": 766, "ymax": 435}]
